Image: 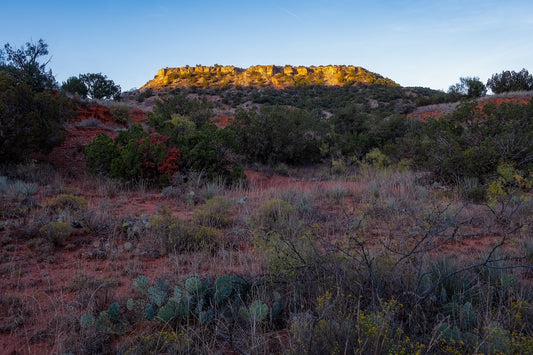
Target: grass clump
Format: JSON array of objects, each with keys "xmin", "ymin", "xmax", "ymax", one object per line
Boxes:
[
  {"xmin": 326, "ymin": 185, "xmax": 351, "ymax": 204},
  {"xmin": 146, "ymin": 207, "xmax": 226, "ymax": 254},
  {"xmin": 200, "ymin": 180, "xmax": 225, "ymax": 200},
  {"xmin": 248, "ymin": 199, "xmax": 302, "ymax": 239},
  {"xmin": 0, "ymin": 177, "xmax": 39, "ymax": 199},
  {"xmin": 279, "ymin": 188, "xmax": 314, "ymax": 217},
  {"xmin": 125, "ymin": 331, "xmax": 190, "ymax": 354}
]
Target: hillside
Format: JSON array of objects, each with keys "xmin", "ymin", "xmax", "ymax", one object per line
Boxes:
[
  {"xmin": 407, "ymin": 90, "xmax": 533, "ymax": 120},
  {"xmin": 1, "ymin": 83, "xmax": 533, "ymax": 354},
  {"xmin": 141, "ymin": 64, "xmax": 399, "ymax": 90}
]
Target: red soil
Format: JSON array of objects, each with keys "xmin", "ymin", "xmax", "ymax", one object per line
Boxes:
[
  {"xmin": 407, "ymin": 109, "xmax": 443, "ymax": 121},
  {"xmin": 212, "ymin": 115, "xmax": 234, "ymax": 128},
  {"xmin": 75, "ymin": 104, "xmax": 113, "ymax": 123}
]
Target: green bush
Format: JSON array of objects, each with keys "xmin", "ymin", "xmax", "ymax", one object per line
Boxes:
[
  {"xmin": 413, "ymin": 100, "xmax": 533, "ymax": 187},
  {"xmin": 0, "ymin": 71, "xmax": 69, "ymax": 163},
  {"xmin": 84, "ymin": 127, "xmax": 181, "ymax": 187},
  {"xmin": 84, "ymin": 133, "xmax": 118, "ymax": 175},
  {"xmin": 231, "ymin": 105, "xmax": 327, "ymax": 165}
]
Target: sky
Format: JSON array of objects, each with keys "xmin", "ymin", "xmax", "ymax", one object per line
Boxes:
[{"xmin": 1, "ymin": 0, "xmax": 532, "ymax": 92}]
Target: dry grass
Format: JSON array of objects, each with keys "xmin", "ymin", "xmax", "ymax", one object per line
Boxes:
[{"xmin": 1, "ymin": 162, "xmax": 532, "ymax": 353}]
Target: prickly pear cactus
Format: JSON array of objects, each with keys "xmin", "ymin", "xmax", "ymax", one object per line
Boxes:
[
  {"xmin": 133, "ymin": 275, "xmax": 149, "ymax": 295},
  {"xmin": 126, "ymin": 298, "xmax": 146, "ymax": 315},
  {"xmin": 240, "ymin": 300, "xmax": 269, "ymax": 323},
  {"xmin": 174, "ymin": 298, "xmax": 191, "ymax": 319},
  {"xmin": 107, "ymin": 302, "xmax": 120, "ymax": 322},
  {"xmin": 249, "ymin": 300, "xmax": 269, "ymax": 322},
  {"xmin": 214, "ymin": 275, "xmax": 233, "ymax": 305},
  {"xmin": 144, "ymin": 303, "xmax": 155, "ymax": 320},
  {"xmin": 157, "ymin": 302, "xmax": 177, "ymax": 322},
  {"xmin": 79, "ymin": 313, "xmax": 95, "ymax": 328},
  {"xmin": 231, "ymin": 275, "xmax": 249, "ymax": 297},
  {"xmin": 185, "ymin": 275, "xmax": 206, "ymax": 295},
  {"xmin": 148, "ymin": 279, "xmax": 169, "ymax": 307}
]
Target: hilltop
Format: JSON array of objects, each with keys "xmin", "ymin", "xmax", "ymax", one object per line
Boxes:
[{"xmin": 141, "ymin": 64, "xmax": 398, "ymax": 90}]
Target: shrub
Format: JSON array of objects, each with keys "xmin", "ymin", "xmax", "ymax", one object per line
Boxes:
[
  {"xmin": 61, "ymin": 76, "xmax": 88, "ymax": 97},
  {"xmin": 84, "ymin": 133, "xmax": 118, "ymax": 175},
  {"xmin": 288, "ymin": 298, "xmax": 417, "ymax": 354},
  {"xmin": 0, "ymin": 40, "xmax": 75, "ymax": 163},
  {"xmin": 363, "ymin": 148, "xmax": 391, "ymax": 169},
  {"xmin": 85, "ymin": 127, "xmax": 181, "ymax": 187},
  {"xmin": 46, "ymin": 194, "xmax": 88, "ymax": 213},
  {"xmin": 108, "ymin": 104, "xmax": 130, "ymax": 124},
  {"xmin": 111, "ymin": 131, "xmax": 180, "ymax": 186},
  {"xmin": 248, "ymin": 199, "xmax": 302, "ymax": 239},
  {"xmin": 192, "ymin": 196, "xmax": 233, "ymax": 228},
  {"xmin": 135, "ymin": 88, "xmax": 154, "ymax": 103},
  {"xmin": 146, "ymin": 211, "xmax": 226, "ymax": 254},
  {"xmin": 231, "ymin": 105, "xmax": 327, "ymax": 165},
  {"xmin": 39, "ymin": 221, "xmax": 72, "ymax": 246},
  {"xmin": 414, "ymin": 100, "xmax": 533, "ymax": 186},
  {"xmin": 331, "ymin": 158, "xmax": 347, "ymax": 175},
  {"xmin": 166, "ymin": 222, "xmax": 224, "ymax": 254}
]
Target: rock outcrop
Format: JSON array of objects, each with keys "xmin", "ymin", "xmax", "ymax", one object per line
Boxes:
[{"xmin": 143, "ymin": 65, "xmax": 398, "ymax": 90}]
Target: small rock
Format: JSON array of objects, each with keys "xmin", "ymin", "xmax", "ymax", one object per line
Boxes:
[
  {"xmin": 71, "ymin": 220, "xmax": 84, "ymax": 228},
  {"xmin": 143, "ymin": 249, "xmax": 160, "ymax": 259}
]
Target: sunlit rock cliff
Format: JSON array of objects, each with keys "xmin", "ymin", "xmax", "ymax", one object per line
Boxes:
[{"xmin": 142, "ymin": 65, "xmax": 398, "ymax": 89}]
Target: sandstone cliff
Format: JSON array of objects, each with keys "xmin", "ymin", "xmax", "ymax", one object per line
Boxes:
[{"xmin": 142, "ymin": 65, "xmax": 398, "ymax": 90}]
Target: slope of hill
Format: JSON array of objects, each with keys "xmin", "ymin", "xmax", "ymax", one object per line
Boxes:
[
  {"xmin": 141, "ymin": 64, "xmax": 399, "ymax": 90},
  {"xmin": 407, "ymin": 90, "xmax": 533, "ymax": 120}
]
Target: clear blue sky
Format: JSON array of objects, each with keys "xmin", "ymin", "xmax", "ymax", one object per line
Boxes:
[{"xmin": 2, "ymin": 0, "xmax": 532, "ymax": 91}]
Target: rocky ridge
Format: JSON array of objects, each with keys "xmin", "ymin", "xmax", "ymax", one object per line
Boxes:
[{"xmin": 142, "ymin": 64, "xmax": 398, "ymax": 89}]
